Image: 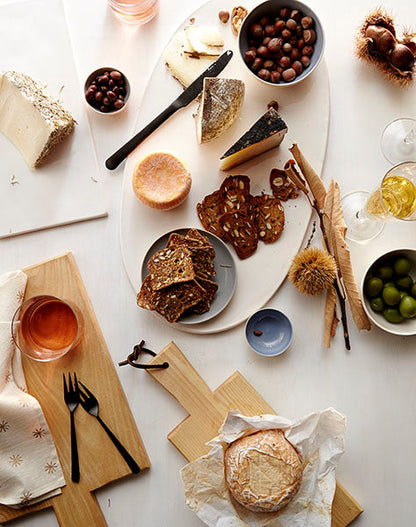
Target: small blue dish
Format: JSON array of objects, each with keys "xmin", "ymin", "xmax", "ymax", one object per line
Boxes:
[{"xmin": 245, "ymin": 308, "xmax": 293, "ymax": 356}]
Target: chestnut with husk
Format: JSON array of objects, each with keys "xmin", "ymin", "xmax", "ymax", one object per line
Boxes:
[
  {"xmin": 390, "ymin": 43, "xmax": 415, "ymax": 71},
  {"xmin": 364, "ymin": 24, "xmax": 395, "ymax": 55}
]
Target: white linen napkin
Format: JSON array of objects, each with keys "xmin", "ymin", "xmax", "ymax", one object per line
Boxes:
[{"xmin": 0, "ymin": 270, "xmax": 65, "ymax": 508}]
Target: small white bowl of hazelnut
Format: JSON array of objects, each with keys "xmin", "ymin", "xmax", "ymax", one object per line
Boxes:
[
  {"xmin": 84, "ymin": 67, "xmax": 130, "ymax": 114},
  {"xmin": 238, "ymin": 0, "xmax": 324, "ymax": 86}
]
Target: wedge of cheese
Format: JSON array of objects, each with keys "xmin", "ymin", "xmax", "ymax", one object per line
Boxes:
[
  {"xmin": 0, "ymin": 71, "xmax": 75, "ymax": 168},
  {"xmin": 195, "ymin": 78, "xmax": 245, "ymax": 143},
  {"xmin": 164, "ymin": 26, "xmax": 224, "ymax": 87},
  {"xmin": 219, "ymin": 108, "xmax": 288, "ymax": 171}
]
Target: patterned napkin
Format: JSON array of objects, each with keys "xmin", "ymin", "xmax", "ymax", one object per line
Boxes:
[{"xmin": 0, "ymin": 270, "xmax": 65, "ymax": 508}]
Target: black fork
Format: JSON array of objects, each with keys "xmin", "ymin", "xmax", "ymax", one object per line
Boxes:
[
  {"xmin": 63, "ymin": 372, "xmax": 80, "ymax": 483},
  {"xmin": 77, "ymin": 380, "xmax": 140, "ymax": 474}
]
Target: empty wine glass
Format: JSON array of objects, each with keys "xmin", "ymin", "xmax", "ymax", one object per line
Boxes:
[
  {"xmin": 381, "ymin": 118, "xmax": 416, "ymax": 165},
  {"xmin": 342, "ymin": 161, "xmax": 416, "ymax": 243}
]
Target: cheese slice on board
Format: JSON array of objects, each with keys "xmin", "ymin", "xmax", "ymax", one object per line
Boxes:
[
  {"xmin": 219, "ymin": 108, "xmax": 288, "ymax": 170},
  {"xmin": 0, "ymin": 71, "xmax": 75, "ymax": 168},
  {"xmin": 184, "ymin": 26, "xmax": 224, "ymax": 55},
  {"xmin": 195, "ymin": 78, "xmax": 245, "ymax": 143}
]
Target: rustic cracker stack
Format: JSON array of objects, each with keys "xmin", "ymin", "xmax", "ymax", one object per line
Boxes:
[{"xmin": 137, "ymin": 229, "xmax": 218, "ymax": 323}]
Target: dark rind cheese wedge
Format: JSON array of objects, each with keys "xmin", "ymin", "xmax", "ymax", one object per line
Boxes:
[
  {"xmin": 219, "ymin": 209, "xmax": 258, "ymax": 259},
  {"xmin": 251, "ymin": 194, "xmax": 285, "ymax": 244},
  {"xmin": 219, "ymin": 108, "xmax": 288, "ymax": 171}
]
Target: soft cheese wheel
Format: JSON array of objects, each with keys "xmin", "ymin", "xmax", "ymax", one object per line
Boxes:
[
  {"xmin": 132, "ymin": 152, "xmax": 191, "ymax": 210},
  {"xmin": 224, "ymin": 429, "xmax": 302, "ymax": 512}
]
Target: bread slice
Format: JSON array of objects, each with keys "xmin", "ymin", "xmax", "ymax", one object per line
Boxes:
[
  {"xmin": 148, "ymin": 246, "xmax": 195, "ymax": 290},
  {"xmin": 136, "ymin": 275, "xmax": 156, "ymax": 310},
  {"xmin": 186, "ymin": 276, "xmax": 219, "ymax": 315},
  {"xmin": 219, "ymin": 208, "xmax": 258, "ymax": 259},
  {"xmin": 186, "ymin": 228, "xmax": 211, "ymax": 246},
  {"xmin": 152, "ymin": 280, "xmax": 205, "ymax": 322},
  {"xmin": 251, "ymin": 194, "xmax": 285, "ymax": 243},
  {"xmin": 167, "ymin": 232, "xmax": 216, "ymax": 278}
]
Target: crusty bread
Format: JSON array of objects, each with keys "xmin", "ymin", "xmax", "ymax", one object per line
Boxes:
[{"xmin": 224, "ymin": 429, "xmax": 302, "ymax": 513}]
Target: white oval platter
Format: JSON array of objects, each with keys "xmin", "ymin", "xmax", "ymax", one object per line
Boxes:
[{"xmin": 120, "ymin": 0, "xmax": 329, "ymax": 334}]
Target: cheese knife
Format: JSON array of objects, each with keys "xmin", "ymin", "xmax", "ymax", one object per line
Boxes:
[{"xmin": 105, "ymin": 49, "xmax": 233, "ymax": 170}]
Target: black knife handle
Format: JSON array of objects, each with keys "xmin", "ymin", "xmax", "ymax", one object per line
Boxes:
[{"xmin": 105, "ymin": 103, "xmax": 178, "ymax": 170}]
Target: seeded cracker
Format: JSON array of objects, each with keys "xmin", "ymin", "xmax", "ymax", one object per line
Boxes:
[
  {"xmin": 197, "ymin": 190, "xmax": 224, "ymax": 235},
  {"xmin": 185, "ymin": 276, "xmax": 219, "ymax": 315},
  {"xmin": 219, "ymin": 208, "xmax": 258, "ymax": 259},
  {"xmin": 167, "ymin": 232, "xmax": 216, "ymax": 278},
  {"xmin": 251, "ymin": 194, "xmax": 285, "ymax": 243},
  {"xmin": 152, "ymin": 280, "xmax": 205, "ymax": 322},
  {"xmin": 148, "ymin": 246, "xmax": 195, "ymax": 290},
  {"xmin": 186, "ymin": 228, "xmax": 211, "ymax": 245},
  {"xmin": 219, "ymin": 175, "xmax": 250, "ymax": 213},
  {"xmin": 270, "ymin": 168, "xmax": 299, "ymax": 201}
]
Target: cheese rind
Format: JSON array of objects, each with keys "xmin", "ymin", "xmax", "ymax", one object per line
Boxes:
[
  {"xmin": 132, "ymin": 152, "xmax": 192, "ymax": 210},
  {"xmin": 219, "ymin": 108, "xmax": 288, "ymax": 170},
  {"xmin": 195, "ymin": 78, "xmax": 245, "ymax": 143},
  {"xmin": 0, "ymin": 71, "xmax": 75, "ymax": 168}
]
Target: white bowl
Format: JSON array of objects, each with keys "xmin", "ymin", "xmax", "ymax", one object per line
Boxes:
[{"xmin": 361, "ymin": 248, "xmax": 416, "ymax": 336}]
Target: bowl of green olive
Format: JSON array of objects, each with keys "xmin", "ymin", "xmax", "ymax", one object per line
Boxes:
[{"xmin": 362, "ymin": 248, "xmax": 416, "ymax": 336}]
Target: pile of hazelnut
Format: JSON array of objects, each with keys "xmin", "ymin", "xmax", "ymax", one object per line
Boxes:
[
  {"xmin": 244, "ymin": 7, "xmax": 316, "ymax": 84},
  {"xmin": 85, "ymin": 70, "xmax": 128, "ymax": 113}
]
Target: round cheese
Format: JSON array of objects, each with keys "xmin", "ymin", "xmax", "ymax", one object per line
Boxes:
[
  {"xmin": 132, "ymin": 152, "xmax": 191, "ymax": 210},
  {"xmin": 224, "ymin": 429, "xmax": 303, "ymax": 513}
]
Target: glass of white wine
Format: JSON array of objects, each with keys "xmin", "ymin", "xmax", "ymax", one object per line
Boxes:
[
  {"xmin": 381, "ymin": 118, "xmax": 416, "ymax": 165},
  {"xmin": 342, "ymin": 161, "xmax": 416, "ymax": 242}
]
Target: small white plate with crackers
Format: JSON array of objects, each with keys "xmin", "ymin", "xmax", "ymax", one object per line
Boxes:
[{"xmin": 139, "ymin": 228, "xmax": 236, "ymax": 325}]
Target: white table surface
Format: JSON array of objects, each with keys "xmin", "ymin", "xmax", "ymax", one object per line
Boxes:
[{"xmin": 2, "ymin": 0, "xmax": 416, "ymax": 526}]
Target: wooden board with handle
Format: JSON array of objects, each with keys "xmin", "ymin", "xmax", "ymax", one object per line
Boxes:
[
  {"xmin": 147, "ymin": 342, "xmax": 363, "ymax": 526},
  {"xmin": 0, "ymin": 253, "xmax": 150, "ymax": 526}
]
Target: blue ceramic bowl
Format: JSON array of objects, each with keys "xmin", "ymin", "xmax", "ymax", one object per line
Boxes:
[{"xmin": 245, "ymin": 308, "xmax": 293, "ymax": 356}]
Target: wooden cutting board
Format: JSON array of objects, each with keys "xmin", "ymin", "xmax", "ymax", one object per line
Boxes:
[
  {"xmin": 147, "ymin": 342, "xmax": 363, "ymax": 526},
  {"xmin": 0, "ymin": 253, "xmax": 150, "ymax": 526}
]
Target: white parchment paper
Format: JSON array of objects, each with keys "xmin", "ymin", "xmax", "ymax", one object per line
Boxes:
[{"xmin": 181, "ymin": 408, "xmax": 346, "ymax": 527}]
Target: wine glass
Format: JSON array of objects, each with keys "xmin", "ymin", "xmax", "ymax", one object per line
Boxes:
[
  {"xmin": 342, "ymin": 161, "xmax": 416, "ymax": 243},
  {"xmin": 381, "ymin": 118, "xmax": 416, "ymax": 165}
]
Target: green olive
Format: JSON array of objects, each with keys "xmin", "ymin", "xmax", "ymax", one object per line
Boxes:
[
  {"xmin": 384, "ymin": 281, "xmax": 395, "ymax": 288},
  {"xmin": 370, "ymin": 297, "xmax": 384, "ymax": 312},
  {"xmin": 383, "ymin": 308, "xmax": 404, "ymax": 323},
  {"xmin": 365, "ymin": 277, "xmax": 383, "ymax": 298},
  {"xmin": 411, "ymin": 283, "xmax": 416, "ymax": 298},
  {"xmin": 399, "ymin": 296, "xmax": 416, "ymax": 319},
  {"xmin": 400, "ymin": 291, "xmax": 408, "ymax": 300},
  {"xmin": 395, "ymin": 275, "xmax": 413, "ymax": 291},
  {"xmin": 394, "ymin": 257, "xmax": 411, "ymax": 277},
  {"xmin": 376, "ymin": 265, "xmax": 394, "ymax": 281},
  {"xmin": 382, "ymin": 285, "xmax": 401, "ymax": 306}
]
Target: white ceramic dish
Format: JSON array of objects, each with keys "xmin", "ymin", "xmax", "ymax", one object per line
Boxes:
[
  {"xmin": 119, "ymin": 0, "xmax": 329, "ymax": 334},
  {"xmin": 361, "ymin": 248, "xmax": 416, "ymax": 336}
]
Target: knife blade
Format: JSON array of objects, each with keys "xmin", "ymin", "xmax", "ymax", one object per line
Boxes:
[{"xmin": 105, "ymin": 49, "xmax": 233, "ymax": 170}]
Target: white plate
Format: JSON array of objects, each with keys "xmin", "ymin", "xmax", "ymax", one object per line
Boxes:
[
  {"xmin": 141, "ymin": 228, "xmax": 236, "ymax": 325},
  {"xmin": 120, "ymin": 0, "xmax": 329, "ymax": 334}
]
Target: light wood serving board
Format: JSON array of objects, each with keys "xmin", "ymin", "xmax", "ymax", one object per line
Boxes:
[
  {"xmin": 0, "ymin": 253, "xmax": 150, "ymax": 526},
  {"xmin": 147, "ymin": 342, "xmax": 363, "ymax": 526}
]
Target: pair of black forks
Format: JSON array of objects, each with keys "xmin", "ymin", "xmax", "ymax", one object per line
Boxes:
[{"xmin": 63, "ymin": 373, "xmax": 140, "ymax": 482}]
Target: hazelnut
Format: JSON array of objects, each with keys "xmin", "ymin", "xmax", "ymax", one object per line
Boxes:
[
  {"xmin": 250, "ymin": 23, "xmax": 264, "ymax": 39},
  {"xmin": 270, "ymin": 71, "xmax": 281, "ymax": 83},
  {"xmin": 279, "ymin": 56, "xmax": 291, "ymax": 68},
  {"xmin": 301, "ymin": 16, "xmax": 314, "ymax": 29},
  {"xmin": 276, "ymin": 66, "xmax": 284, "ymax": 74},
  {"xmin": 267, "ymin": 100, "xmax": 279, "ymax": 110},
  {"xmin": 290, "ymin": 48, "xmax": 300, "ymax": 60},
  {"xmin": 260, "ymin": 15, "xmax": 271, "ymax": 26},
  {"xmin": 265, "ymin": 24, "xmax": 276, "ymax": 37},
  {"xmin": 290, "ymin": 9, "xmax": 302, "ymax": 22},
  {"xmin": 267, "ymin": 38, "xmax": 282, "ymax": 53},
  {"xmin": 296, "ymin": 25, "xmax": 303, "ymax": 37},
  {"xmin": 286, "ymin": 18, "xmax": 297, "ymax": 31},
  {"xmin": 364, "ymin": 25, "xmax": 396, "ymax": 56},
  {"xmin": 244, "ymin": 49, "xmax": 257, "ymax": 64},
  {"xmin": 280, "ymin": 7, "xmax": 291, "ymax": 19},
  {"xmin": 274, "ymin": 19, "xmax": 285, "ymax": 32},
  {"xmin": 218, "ymin": 10, "xmax": 230, "ymax": 23},
  {"xmin": 263, "ymin": 59, "xmax": 276, "ymax": 70},
  {"xmin": 300, "ymin": 55, "xmax": 310, "ymax": 68},
  {"xmin": 303, "ymin": 29, "xmax": 316, "ymax": 45},
  {"xmin": 390, "ymin": 43, "xmax": 415, "ymax": 71},
  {"xmin": 289, "ymin": 35, "xmax": 298, "ymax": 46},
  {"xmin": 251, "ymin": 57, "xmax": 264, "ymax": 71},
  {"xmin": 302, "ymin": 45, "xmax": 314, "ymax": 57},
  {"xmin": 282, "ymin": 68, "xmax": 296, "ymax": 82},
  {"xmin": 282, "ymin": 42, "xmax": 292, "ymax": 54},
  {"xmin": 282, "ymin": 29, "xmax": 292, "ymax": 40},
  {"xmin": 297, "ymin": 39, "xmax": 305, "ymax": 49},
  {"xmin": 263, "ymin": 37, "xmax": 272, "ymax": 46},
  {"xmin": 292, "ymin": 60, "xmax": 303, "ymax": 75},
  {"xmin": 257, "ymin": 45, "xmax": 269, "ymax": 58},
  {"xmin": 258, "ymin": 68, "xmax": 271, "ymax": 81}
]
